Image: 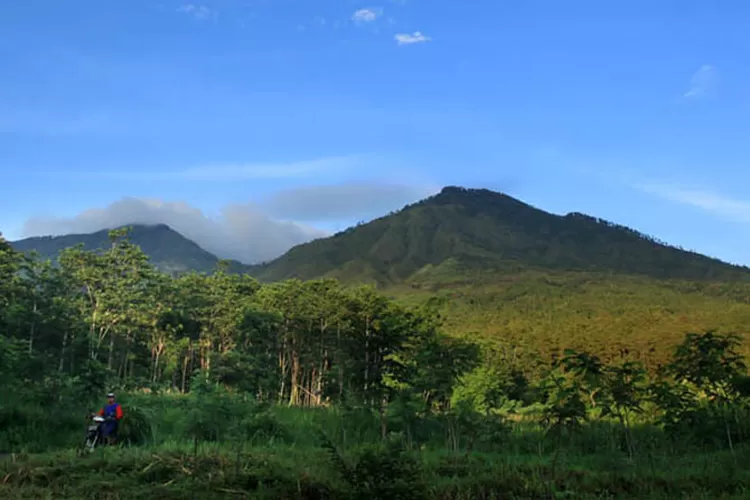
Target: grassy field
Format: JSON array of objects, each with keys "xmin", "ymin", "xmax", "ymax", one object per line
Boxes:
[{"xmin": 2, "ymin": 393, "xmax": 750, "ymax": 499}]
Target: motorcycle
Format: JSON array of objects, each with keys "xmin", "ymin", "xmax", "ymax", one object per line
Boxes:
[{"xmin": 82, "ymin": 414, "xmax": 108, "ymax": 453}]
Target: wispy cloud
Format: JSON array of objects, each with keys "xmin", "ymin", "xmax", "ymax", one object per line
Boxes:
[
  {"xmin": 352, "ymin": 8, "xmax": 382, "ymax": 23},
  {"xmin": 635, "ymin": 182, "xmax": 750, "ymax": 223},
  {"xmin": 684, "ymin": 65, "xmax": 717, "ymax": 99},
  {"xmin": 64, "ymin": 155, "xmax": 365, "ymax": 182},
  {"xmin": 174, "ymin": 156, "xmax": 356, "ymax": 181},
  {"xmin": 176, "ymin": 4, "xmax": 216, "ymax": 21},
  {"xmin": 394, "ymin": 31, "xmax": 430, "ymax": 45},
  {"xmin": 262, "ymin": 182, "xmax": 439, "ymax": 222}
]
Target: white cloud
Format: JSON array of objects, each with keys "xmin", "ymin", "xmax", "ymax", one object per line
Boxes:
[
  {"xmin": 394, "ymin": 31, "xmax": 430, "ymax": 45},
  {"xmin": 635, "ymin": 182, "xmax": 750, "ymax": 223},
  {"xmin": 21, "ymin": 198, "xmax": 326, "ymax": 265},
  {"xmin": 177, "ymin": 4, "xmax": 216, "ymax": 21},
  {"xmin": 684, "ymin": 65, "xmax": 717, "ymax": 99},
  {"xmin": 352, "ymin": 8, "xmax": 382, "ymax": 23},
  {"xmin": 68, "ymin": 155, "xmax": 362, "ymax": 182}
]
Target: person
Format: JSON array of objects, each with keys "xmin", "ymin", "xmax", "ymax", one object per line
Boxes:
[{"xmin": 96, "ymin": 392, "xmax": 124, "ymax": 445}]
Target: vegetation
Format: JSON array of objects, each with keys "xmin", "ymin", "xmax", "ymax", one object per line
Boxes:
[
  {"xmin": 3, "ymin": 223, "xmax": 750, "ymax": 498},
  {"xmin": 390, "ymin": 270, "xmax": 750, "ymax": 372}
]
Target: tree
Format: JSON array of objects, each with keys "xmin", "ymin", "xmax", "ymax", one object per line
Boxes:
[
  {"xmin": 600, "ymin": 361, "xmax": 648, "ymax": 459},
  {"xmin": 664, "ymin": 330, "xmax": 747, "ymax": 452},
  {"xmin": 538, "ymin": 350, "xmax": 601, "ymax": 447},
  {"xmin": 0, "ymin": 235, "xmax": 23, "ymax": 331},
  {"xmin": 57, "ymin": 229, "xmax": 153, "ymax": 366}
]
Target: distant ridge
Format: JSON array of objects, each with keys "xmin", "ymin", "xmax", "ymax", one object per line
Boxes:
[{"xmin": 10, "ymin": 224, "xmax": 249, "ymax": 275}]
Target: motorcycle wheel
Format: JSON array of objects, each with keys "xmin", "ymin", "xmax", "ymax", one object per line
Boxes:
[{"xmin": 81, "ymin": 434, "xmax": 98, "ymax": 455}]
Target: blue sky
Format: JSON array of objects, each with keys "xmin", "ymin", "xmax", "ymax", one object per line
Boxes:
[{"xmin": 1, "ymin": 0, "xmax": 749, "ymax": 265}]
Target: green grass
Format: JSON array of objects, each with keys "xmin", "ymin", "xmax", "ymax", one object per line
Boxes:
[
  {"xmin": 2, "ymin": 393, "xmax": 750, "ymax": 498},
  {"xmin": 2, "ymin": 439, "xmax": 749, "ymax": 498}
]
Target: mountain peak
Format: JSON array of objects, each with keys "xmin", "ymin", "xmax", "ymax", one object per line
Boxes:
[
  {"xmin": 437, "ymin": 185, "xmax": 490, "ymax": 196},
  {"xmin": 428, "ymin": 185, "xmax": 511, "ymax": 204},
  {"xmin": 419, "ymin": 185, "xmax": 542, "ymax": 217}
]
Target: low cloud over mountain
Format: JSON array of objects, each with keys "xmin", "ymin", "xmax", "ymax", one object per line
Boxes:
[
  {"xmin": 21, "ymin": 198, "xmax": 324, "ymax": 264},
  {"xmin": 20, "ymin": 182, "xmax": 436, "ymax": 264}
]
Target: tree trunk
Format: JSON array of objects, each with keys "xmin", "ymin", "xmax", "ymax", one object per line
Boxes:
[
  {"xmin": 107, "ymin": 332, "xmax": 116, "ymax": 370},
  {"xmin": 379, "ymin": 397, "xmax": 388, "ymax": 440},
  {"xmin": 278, "ymin": 349, "xmax": 287, "ymax": 403},
  {"xmin": 28, "ymin": 299, "xmax": 37, "ymax": 355},
  {"xmin": 289, "ymin": 345, "xmax": 300, "ymax": 406},
  {"xmin": 58, "ymin": 330, "xmax": 69, "ymax": 373},
  {"xmin": 181, "ymin": 344, "xmax": 191, "ymax": 393},
  {"xmin": 364, "ymin": 315, "xmax": 370, "ymax": 400},
  {"xmin": 337, "ymin": 323, "xmax": 344, "ymax": 400}
]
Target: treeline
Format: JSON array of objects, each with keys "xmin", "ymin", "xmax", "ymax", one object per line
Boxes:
[{"xmin": 0, "ymin": 228, "xmax": 477, "ymax": 409}]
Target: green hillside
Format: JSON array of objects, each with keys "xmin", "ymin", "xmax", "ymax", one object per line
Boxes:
[
  {"xmin": 249, "ymin": 186, "xmax": 750, "ymax": 285},
  {"xmin": 243, "ymin": 186, "xmax": 750, "ymax": 367},
  {"xmin": 9, "ymin": 224, "xmax": 249, "ymax": 275},
  {"xmin": 389, "ymin": 270, "xmax": 750, "ymax": 369}
]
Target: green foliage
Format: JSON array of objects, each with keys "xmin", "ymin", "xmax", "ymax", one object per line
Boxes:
[
  {"xmin": 118, "ymin": 405, "xmax": 153, "ymax": 446},
  {"xmin": 450, "ymin": 348, "xmax": 530, "ymax": 416},
  {"xmin": 322, "ymin": 433, "xmax": 425, "ymax": 500},
  {"xmin": 538, "ymin": 350, "xmax": 604, "ymax": 441},
  {"xmin": 667, "ymin": 330, "xmax": 747, "ymax": 401},
  {"xmin": 651, "ymin": 331, "xmax": 750, "ymax": 451},
  {"xmin": 183, "ymin": 375, "xmax": 240, "ymax": 444}
]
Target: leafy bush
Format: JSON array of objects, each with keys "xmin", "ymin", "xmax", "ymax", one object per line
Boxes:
[
  {"xmin": 322, "ymin": 433, "xmax": 425, "ymax": 500},
  {"xmin": 118, "ymin": 405, "xmax": 152, "ymax": 445}
]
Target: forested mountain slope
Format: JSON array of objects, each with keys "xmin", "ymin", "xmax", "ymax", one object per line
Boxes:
[{"xmin": 249, "ymin": 186, "xmax": 750, "ymax": 285}]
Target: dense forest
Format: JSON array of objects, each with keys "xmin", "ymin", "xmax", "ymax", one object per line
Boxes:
[
  {"xmin": 2, "ymin": 228, "xmax": 477, "ymax": 404},
  {"xmin": 3, "ymin": 226, "xmax": 750, "ymax": 498}
]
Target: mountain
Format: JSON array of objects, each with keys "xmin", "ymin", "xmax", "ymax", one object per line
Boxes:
[
  {"xmin": 10, "ymin": 187, "xmax": 748, "ymax": 286},
  {"xmin": 249, "ymin": 186, "xmax": 750, "ymax": 285},
  {"xmin": 10, "ymin": 224, "xmax": 249, "ymax": 275}
]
